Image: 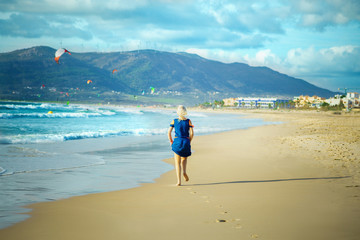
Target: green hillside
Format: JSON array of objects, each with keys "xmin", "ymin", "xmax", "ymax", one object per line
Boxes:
[{"xmin": 0, "ymin": 46, "xmax": 335, "ymax": 105}]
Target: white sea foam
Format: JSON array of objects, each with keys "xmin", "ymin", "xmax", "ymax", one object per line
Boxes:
[
  {"xmin": 0, "ymin": 122, "xmax": 256, "ymax": 144},
  {"xmin": 1, "ymin": 104, "xmax": 38, "ymax": 109},
  {"xmin": 0, "ymin": 128, "xmax": 169, "ymax": 144},
  {"xmin": 1, "ymin": 126, "xmax": 241, "ymax": 145},
  {"xmin": 100, "ymin": 110, "xmax": 116, "ymax": 116},
  {"xmin": 0, "ymin": 103, "xmax": 70, "ymax": 110},
  {"xmin": 0, "ymin": 111, "xmax": 116, "ymax": 119},
  {"xmin": 115, "ymin": 108, "xmax": 144, "ymax": 115}
]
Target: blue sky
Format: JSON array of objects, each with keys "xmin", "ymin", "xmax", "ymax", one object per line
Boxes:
[{"xmin": 0, "ymin": 0, "xmax": 359, "ymax": 92}]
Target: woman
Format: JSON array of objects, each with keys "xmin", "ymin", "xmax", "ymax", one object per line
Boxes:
[{"xmin": 167, "ymin": 105, "xmax": 194, "ymax": 186}]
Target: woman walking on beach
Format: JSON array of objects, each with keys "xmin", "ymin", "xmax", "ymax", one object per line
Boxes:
[{"xmin": 168, "ymin": 105, "xmax": 194, "ymax": 186}]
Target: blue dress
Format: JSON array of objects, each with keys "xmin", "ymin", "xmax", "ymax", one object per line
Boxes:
[{"xmin": 170, "ymin": 118, "xmax": 194, "ymax": 157}]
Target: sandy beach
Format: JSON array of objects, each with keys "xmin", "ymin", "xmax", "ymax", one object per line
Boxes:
[{"xmin": 1, "ymin": 110, "xmax": 359, "ymax": 240}]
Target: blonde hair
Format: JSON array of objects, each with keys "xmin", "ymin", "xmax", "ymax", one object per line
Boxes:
[{"xmin": 177, "ymin": 105, "xmax": 187, "ymax": 120}]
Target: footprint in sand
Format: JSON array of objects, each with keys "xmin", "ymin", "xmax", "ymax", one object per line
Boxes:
[{"xmin": 216, "ymin": 219, "xmax": 227, "ymax": 223}]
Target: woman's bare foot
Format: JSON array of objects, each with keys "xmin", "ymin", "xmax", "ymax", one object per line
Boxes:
[
  {"xmin": 176, "ymin": 183, "xmax": 181, "ymax": 186},
  {"xmin": 183, "ymin": 173, "xmax": 189, "ymax": 181}
]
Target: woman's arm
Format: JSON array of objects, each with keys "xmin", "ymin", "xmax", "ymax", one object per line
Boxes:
[
  {"xmin": 189, "ymin": 127, "xmax": 194, "ymax": 142},
  {"xmin": 167, "ymin": 127, "xmax": 174, "ymax": 145}
]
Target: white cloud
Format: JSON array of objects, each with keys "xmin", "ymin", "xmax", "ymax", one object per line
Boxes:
[
  {"xmin": 252, "ymin": 49, "xmax": 282, "ymax": 67},
  {"xmin": 286, "ymin": 0, "xmax": 360, "ymax": 30},
  {"xmin": 285, "ymin": 45, "xmax": 360, "ymax": 74},
  {"xmin": 236, "ymin": 45, "xmax": 360, "ymax": 77}
]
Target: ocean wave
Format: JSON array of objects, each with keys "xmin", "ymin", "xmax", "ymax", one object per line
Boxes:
[
  {"xmin": 0, "ymin": 111, "xmax": 116, "ymax": 119},
  {"xmin": 0, "ymin": 102, "xmax": 103, "ymax": 113},
  {"xmin": 0, "ymin": 128, "xmax": 168, "ymax": 144},
  {"xmin": 114, "ymin": 108, "xmax": 144, "ymax": 115},
  {"xmin": 0, "ymin": 103, "xmax": 69, "ymax": 110},
  {"xmin": 0, "ymin": 104, "xmax": 39, "ymax": 110},
  {"xmin": 0, "ymin": 124, "xmax": 252, "ymax": 145},
  {"xmin": 0, "ymin": 103, "xmax": 166, "ymax": 117}
]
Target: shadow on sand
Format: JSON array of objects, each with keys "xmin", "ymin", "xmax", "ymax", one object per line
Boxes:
[{"xmin": 187, "ymin": 176, "xmax": 350, "ymax": 186}]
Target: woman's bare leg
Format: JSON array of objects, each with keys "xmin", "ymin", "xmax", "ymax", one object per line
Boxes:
[
  {"xmin": 174, "ymin": 153, "xmax": 182, "ymax": 186},
  {"xmin": 181, "ymin": 157, "xmax": 189, "ymax": 181}
]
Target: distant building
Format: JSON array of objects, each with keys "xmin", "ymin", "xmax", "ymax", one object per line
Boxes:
[
  {"xmin": 223, "ymin": 98, "xmax": 238, "ymax": 106},
  {"xmin": 343, "ymin": 92, "xmax": 360, "ymax": 108},
  {"xmin": 324, "ymin": 93, "xmax": 360, "ymax": 109},
  {"xmin": 347, "ymin": 92, "xmax": 359, "ymax": 99},
  {"xmin": 293, "ymin": 95, "xmax": 325, "ymax": 108},
  {"xmin": 236, "ymin": 97, "xmax": 290, "ymax": 109},
  {"xmin": 325, "ymin": 97, "xmax": 341, "ymax": 106}
]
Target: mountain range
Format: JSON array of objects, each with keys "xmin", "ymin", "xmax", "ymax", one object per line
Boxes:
[{"xmin": 0, "ymin": 46, "xmax": 335, "ymax": 105}]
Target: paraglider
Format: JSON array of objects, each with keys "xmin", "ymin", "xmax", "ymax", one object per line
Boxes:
[
  {"xmin": 54, "ymin": 48, "xmax": 71, "ymax": 64},
  {"xmin": 112, "ymin": 69, "xmax": 118, "ymax": 74},
  {"xmin": 87, "ymin": 80, "xmax": 93, "ymax": 84}
]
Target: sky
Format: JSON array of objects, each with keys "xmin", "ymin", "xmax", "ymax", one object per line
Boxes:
[{"xmin": 0, "ymin": 0, "xmax": 359, "ymax": 92}]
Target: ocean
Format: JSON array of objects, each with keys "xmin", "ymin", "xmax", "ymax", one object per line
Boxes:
[{"xmin": 0, "ymin": 101, "xmax": 275, "ymax": 229}]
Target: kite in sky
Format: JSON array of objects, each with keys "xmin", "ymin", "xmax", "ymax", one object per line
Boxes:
[{"xmin": 54, "ymin": 48, "xmax": 71, "ymax": 64}]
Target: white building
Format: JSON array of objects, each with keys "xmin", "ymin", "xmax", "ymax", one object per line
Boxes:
[
  {"xmin": 325, "ymin": 96, "xmax": 342, "ymax": 106},
  {"xmin": 325, "ymin": 92, "xmax": 359, "ymax": 109},
  {"xmin": 237, "ymin": 97, "xmax": 290, "ymax": 109},
  {"xmin": 344, "ymin": 92, "xmax": 360, "ymax": 108},
  {"xmin": 347, "ymin": 92, "xmax": 359, "ymax": 99}
]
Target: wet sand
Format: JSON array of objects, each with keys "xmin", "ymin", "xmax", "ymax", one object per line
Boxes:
[{"xmin": 1, "ymin": 110, "xmax": 359, "ymax": 240}]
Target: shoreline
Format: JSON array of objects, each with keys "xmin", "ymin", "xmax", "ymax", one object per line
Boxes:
[
  {"xmin": 1, "ymin": 111, "xmax": 359, "ymax": 239},
  {"xmin": 0, "ymin": 106, "xmax": 268, "ymax": 230}
]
